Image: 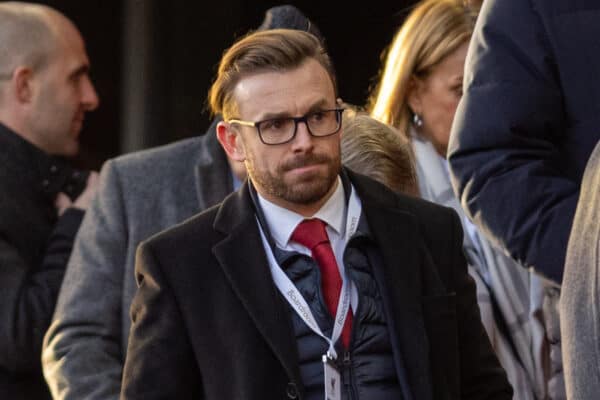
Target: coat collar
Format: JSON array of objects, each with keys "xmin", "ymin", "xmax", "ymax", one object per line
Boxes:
[
  {"xmin": 212, "ymin": 169, "xmax": 433, "ymax": 399},
  {"xmin": 212, "ymin": 182, "xmax": 302, "ymax": 388},
  {"xmin": 0, "ymin": 122, "xmax": 85, "ymax": 202},
  {"xmin": 412, "ymin": 132, "xmax": 453, "ymax": 205},
  {"xmin": 193, "ymin": 116, "xmax": 236, "ymax": 210}
]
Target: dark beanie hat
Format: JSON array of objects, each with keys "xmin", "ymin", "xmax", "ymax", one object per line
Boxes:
[{"xmin": 257, "ymin": 4, "xmax": 325, "ymax": 45}]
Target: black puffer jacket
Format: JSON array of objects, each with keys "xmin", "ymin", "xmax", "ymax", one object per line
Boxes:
[{"xmin": 277, "ymin": 229, "xmax": 403, "ymax": 400}]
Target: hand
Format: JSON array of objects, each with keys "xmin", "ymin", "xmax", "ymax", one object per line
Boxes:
[{"xmin": 54, "ymin": 171, "xmax": 100, "ymax": 215}]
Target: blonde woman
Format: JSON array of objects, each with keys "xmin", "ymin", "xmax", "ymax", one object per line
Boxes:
[{"xmin": 370, "ymin": 1, "xmax": 551, "ymax": 398}]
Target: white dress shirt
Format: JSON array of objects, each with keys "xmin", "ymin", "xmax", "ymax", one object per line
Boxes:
[{"xmin": 257, "ymin": 176, "xmax": 349, "ymax": 280}]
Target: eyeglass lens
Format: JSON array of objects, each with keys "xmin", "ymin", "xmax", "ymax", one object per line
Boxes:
[{"xmin": 258, "ymin": 110, "xmax": 340, "ymax": 144}]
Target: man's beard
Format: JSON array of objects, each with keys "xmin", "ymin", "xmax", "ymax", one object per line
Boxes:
[{"xmin": 248, "ymin": 152, "xmax": 341, "ymax": 205}]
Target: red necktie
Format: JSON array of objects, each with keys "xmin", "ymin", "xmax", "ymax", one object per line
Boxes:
[{"xmin": 291, "ymin": 219, "xmax": 352, "ymax": 348}]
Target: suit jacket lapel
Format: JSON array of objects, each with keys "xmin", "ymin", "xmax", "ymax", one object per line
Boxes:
[
  {"xmin": 212, "ymin": 186, "xmax": 302, "ymax": 387},
  {"xmin": 210, "ymin": 171, "xmax": 438, "ymax": 397},
  {"xmin": 194, "ymin": 119, "xmax": 234, "ymax": 210},
  {"xmin": 352, "ymin": 172, "xmax": 433, "ymax": 400}
]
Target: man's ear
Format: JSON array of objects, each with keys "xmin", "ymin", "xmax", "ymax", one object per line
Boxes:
[
  {"xmin": 216, "ymin": 121, "xmax": 246, "ymax": 162},
  {"xmin": 13, "ymin": 67, "xmax": 34, "ymax": 103},
  {"xmin": 406, "ymin": 76, "xmax": 423, "ymax": 115}
]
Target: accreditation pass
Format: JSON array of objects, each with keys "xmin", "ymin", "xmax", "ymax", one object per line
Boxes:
[{"xmin": 323, "ymin": 354, "xmax": 341, "ymax": 400}]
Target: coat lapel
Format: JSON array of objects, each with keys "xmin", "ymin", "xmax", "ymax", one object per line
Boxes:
[
  {"xmin": 212, "ymin": 186, "xmax": 302, "ymax": 388},
  {"xmin": 210, "ymin": 171, "xmax": 439, "ymax": 398},
  {"xmin": 352, "ymin": 172, "xmax": 433, "ymax": 400}
]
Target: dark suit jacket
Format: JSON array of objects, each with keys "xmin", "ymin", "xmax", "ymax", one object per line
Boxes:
[
  {"xmin": 43, "ymin": 120, "xmax": 233, "ymax": 400},
  {"xmin": 121, "ymin": 171, "xmax": 511, "ymax": 400}
]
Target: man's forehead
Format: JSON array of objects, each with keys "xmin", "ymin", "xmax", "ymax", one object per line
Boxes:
[
  {"xmin": 232, "ymin": 60, "xmax": 336, "ymax": 118},
  {"xmin": 49, "ymin": 23, "xmax": 90, "ymax": 72}
]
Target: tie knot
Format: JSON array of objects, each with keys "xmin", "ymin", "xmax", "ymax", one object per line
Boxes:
[{"xmin": 291, "ymin": 219, "xmax": 329, "ymax": 250}]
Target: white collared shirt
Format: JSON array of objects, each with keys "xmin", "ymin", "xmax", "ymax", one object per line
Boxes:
[
  {"xmin": 256, "ymin": 175, "xmax": 360, "ymax": 317},
  {"xmin": 257, "ymin": 176, "xmax": 347, "ymax": 265}
]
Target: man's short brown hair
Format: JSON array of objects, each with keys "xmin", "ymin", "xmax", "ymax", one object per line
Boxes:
[{"xmin": 208, "ymin": 29, "xmax": 336, "ymax": 120}]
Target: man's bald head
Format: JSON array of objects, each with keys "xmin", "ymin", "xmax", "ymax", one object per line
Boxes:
[
  {"xmin": 0, "ymin": 2, "xmax": 98, "ymax": 156},
  {"xmin": 0, "ymin": 2, "xmax": 70, "ymax": 86}
]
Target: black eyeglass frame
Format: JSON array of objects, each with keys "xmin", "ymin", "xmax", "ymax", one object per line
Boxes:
[{"xmin": 227, "ymin": 108, "xmax": 345, "ymax": 145}]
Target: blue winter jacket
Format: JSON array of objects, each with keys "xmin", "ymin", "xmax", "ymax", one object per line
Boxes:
[{"xmin": 448, "ymin": 0, "xmax": 600, "ymax": 284}]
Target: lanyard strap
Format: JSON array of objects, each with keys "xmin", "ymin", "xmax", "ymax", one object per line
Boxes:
[{"xmin": 257, "ymin": 185, "xmax": 362, "ymax": 360}]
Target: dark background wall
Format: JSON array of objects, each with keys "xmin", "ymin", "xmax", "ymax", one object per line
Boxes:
[{"xmin": 38, "ymin": 1, "xmax": 415, "ymax": 170}]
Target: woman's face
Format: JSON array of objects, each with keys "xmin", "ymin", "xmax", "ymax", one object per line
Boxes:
[{"xmin": 409, "ymin": 41, "xmax": 469, "ymax": 156}]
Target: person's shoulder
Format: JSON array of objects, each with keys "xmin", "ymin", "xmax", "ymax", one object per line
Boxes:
[
  {"xmin": 397, "ymin": 192, "xmax": 457, "ymax": 225},
  {"xmin": 98, "ymin": 134, "xmax": 222, "ymax": 190},
  {"xmin": 139, "ymin": 184, "xmax": 251, "ymax": 260},
  {"xmin": 141, "ymin": 201, "xmax": 222, "ymax": 256},
  {"xmin": 351, "ymin": 171, "xmax": 460, "ymax": 244},
  {"xmin": 109, "ymin": 136, "xmax": 205, "ymax": 171},
  {"xmin": 351, "ymin": 170, "xmax": 456, "ymax": 220}
]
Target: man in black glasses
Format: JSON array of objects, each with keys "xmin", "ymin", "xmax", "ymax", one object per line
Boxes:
[
  {"xmin": 42, "ymin": 6, "xmax": 324, "ymax": 400},
  {"xmin": 121, "ymin": 29, "xmax": 511, "ymax": 400}
]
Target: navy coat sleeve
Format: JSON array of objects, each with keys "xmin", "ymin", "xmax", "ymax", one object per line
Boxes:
[{"xmin": 447, "ymin": 0, "xmax": 583, "ymax": 283}]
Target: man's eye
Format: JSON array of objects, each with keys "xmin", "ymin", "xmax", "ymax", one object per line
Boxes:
[
  {"xmin": 310, "ymin": 111, "xmax": 325, "ymax": 121},
  {"xmin": 262, "ymin": 119, "xmax": 287, "ymax": 130},
  {"xmin": 453, "ymin": 83, "xmax": 463, "ymax": 96}
]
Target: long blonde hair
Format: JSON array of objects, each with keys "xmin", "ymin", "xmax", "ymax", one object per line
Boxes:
[{"xmin": 369, "ymin": 0, "xmax": 475, "ymax": 136}]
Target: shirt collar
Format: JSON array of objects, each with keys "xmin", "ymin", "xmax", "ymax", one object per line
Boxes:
[
  {"xmin": 231, "ymin": 170, "xmax": 243, "ymax": 191},
  {"xmin": 257, "ymin": 176, "xmax": 345, "ymax": 249}
]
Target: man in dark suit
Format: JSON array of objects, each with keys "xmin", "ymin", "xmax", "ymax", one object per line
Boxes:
[
  {"xmin": 0, "ymin": 3, "xmax": 99, "ymax": 399},
  {"xmin": 121, "ymin": 29, "xmax": 511, "ymax": 400},
  {"xmin": 42, "ymin": 7, "xmax": 325, "ymax": 400}
]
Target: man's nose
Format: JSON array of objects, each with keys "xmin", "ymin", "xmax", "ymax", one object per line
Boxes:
[
  {"xmin": 81, "ymin": 76, "xmax": 99, "ymax": 111},
  {"xmin": 291, "ymin": 120, "xmax": 315, "ymax": 150}
]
